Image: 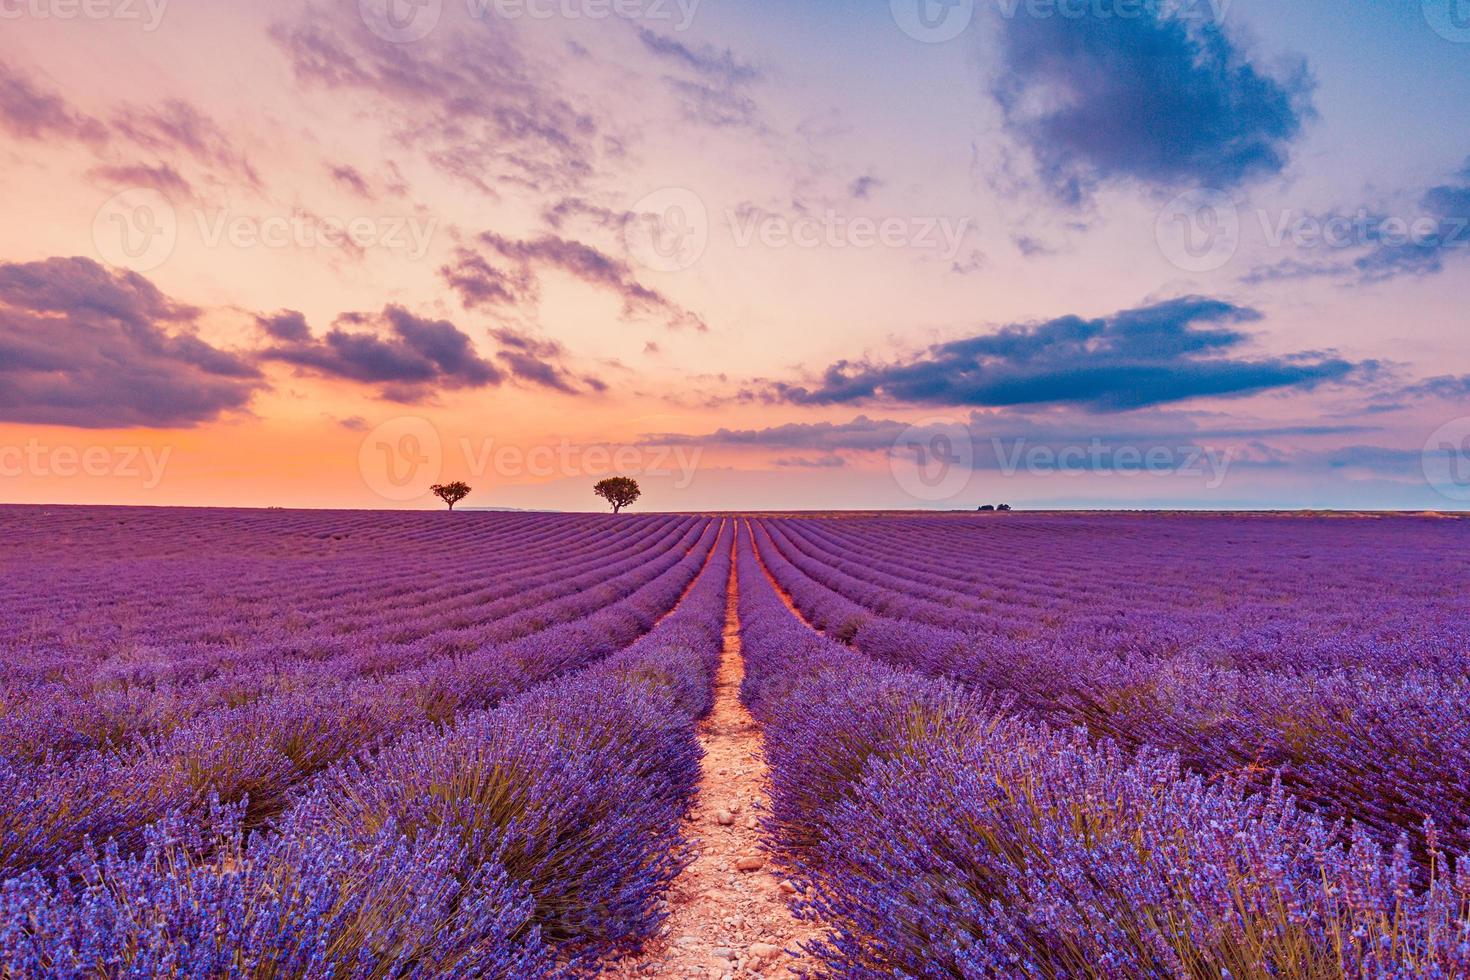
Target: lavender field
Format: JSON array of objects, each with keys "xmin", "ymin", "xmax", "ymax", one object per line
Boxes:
[{"xmin": 2, "ymin": 507, "xmax": 1468, "ymax": 977}]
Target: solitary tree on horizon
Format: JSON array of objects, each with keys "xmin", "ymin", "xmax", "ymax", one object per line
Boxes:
[
  {"xmin": 594, "ymin": 477, "xmax": 641, "ymax": 514},
  {"xmin": 431, "ymin": 482, "xmax": 472, "ymax": 511}
]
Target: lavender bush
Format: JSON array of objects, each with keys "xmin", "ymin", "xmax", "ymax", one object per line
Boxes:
[
  {"xmin": 736, "ymin": 518, "xmax": 1470, "ymax": 978},
  {"xmin": 0, "ymin": 511, "xmax": 734, "ymax": 975},
  {"xmin": 5, "ymin": 507, "xmax": 1469, "ymax": 977},
  {"xmin": 753, "ymin": 515, "xmax": 1470, "ymax": 856}
]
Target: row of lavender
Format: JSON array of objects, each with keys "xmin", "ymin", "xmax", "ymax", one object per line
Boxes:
[
  {"xmin": 736, "ymin": 521, "xmax": 1470, "ymax": 977},
  {"xmin": 1, "ymin": 511, "xmax": 719, "ymax": 881},
  {"xmin": 1, "ymin": 511, "xmax": 723, "ymax": 952},
  {"xmin": 752, "ymin": 514, "xmax": 1470, "ymax": 857},
  {"xmin": 3, "ymin": 522, "xmax": 736, "ymax": 975},
  {"xmin": 0, "ymin": 510, "xmax": 698, "ymax": 737}
]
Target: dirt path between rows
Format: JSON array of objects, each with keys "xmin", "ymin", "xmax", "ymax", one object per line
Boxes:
[{"xmin": 608, "ymin": 536, "xmax": 820, "ymax": 979}]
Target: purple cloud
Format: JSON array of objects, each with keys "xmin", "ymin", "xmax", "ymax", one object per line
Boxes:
[
  {"xmin": 261, "ymin": 305, "xmax": 502, "ymax": 401},
  {"xmin": 0, "ymin": 65, "xmax": 260, "ymax": 196},
  {"xmin": 0, "ymin": 257, "xmax": 263, "ymax": 428},
  {"xmin": 635, "ymin": 26, "xmax": 762, "ymax": 129},
  {"xmin": 849, "ymin": 175, "xmax": 883, "ymax": 200},
  {"xmin": 635, "ymin": 28, "xmax": 759, "ymax": 85},
  {"xmin": 0, "ymin": 65, "xmax": 106, "ymax": 143},
  {"xmin": 87, "ymin": 162, "xmax": 193, "ymax": 198},
  {"xmin": 542, "ymin": 198, "xmax": 634, "ymax": 232},
  {"xmin": 490, "ymin": 327, "xmax": 599, "ymax": 395},
  {"xmin": 255, "ymin": 310, "xmax": 312, "ymax": 343},
  {"xmin": 438, "ymin": 246, "xmax": 534, "ymax": 310},
  {"xmin": 449, "ymin": 232, "xmax": 707, "ymax": 332},
  {"xmin": 328, "ymin": 163, "xmax": 373, "ymax": 198},
  {"xmin": 774, "ymin": 454, "xmax": 848, "ymax": 469},
  {"xmin": 111, "ymin": 100, "xmax": 261, "ymax": 187},
  {"xmin": 271, "ymin": 8, "xmax": 601, "ymax": 193}
]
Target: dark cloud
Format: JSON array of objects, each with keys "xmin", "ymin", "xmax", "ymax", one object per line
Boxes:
[
  {"xmin": 991, "ymin": 9, "xmax": 1313, "ymax": 203},
  {"xmin": 1243, "ymin": 159, "xmax": 1470, "ymax": 285},
  {"xmin": 489, "ymin": 327, "xmax": 601, "ymax": 395},
  {"xmin": 635, "ymin": 26, "xmax": 762, "ymax": 129},
  {"xmin": 0, "ymin": 257, "xmax": 263, "ymax": 428},
  {"xmin": 439, "ymin": 246, "xmax": 534, "ymax": 310},
  {"xmin": 271, "ymin": 7, "xmax": 601, "ymax": 193},
  {"xmin": 493, "ymin": 349, "xmax": 569, "ymax": 392},
  {"xmin": 261, "ymin": 305, "xmax": 502, "ymax": 401},
  {"xmin": 764, "ymin": 297, "xmax": 1358, "ymax": 411},
  {"xmin": 260, "ymin": 309, "xmax": 602, "ymax": 399},
  {"xmin": 0, "ymin": 65, "xmax": 106, "ymax": 143},
  {"xmin": 255, "ymin": 310, "xmax": 312, "ymax": 343},
  {"xmin": 451, "ymin": 232, "xmax": 707, "ymax": 331}
]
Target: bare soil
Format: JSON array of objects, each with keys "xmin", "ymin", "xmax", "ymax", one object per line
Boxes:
[{"xmin": 608, "ymin": 551, "xmax": 821, "ymax": 979}]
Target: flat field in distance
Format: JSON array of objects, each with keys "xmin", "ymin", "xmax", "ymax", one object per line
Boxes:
[{"xmin": 1, "ymin": 507, "xmax": 1467, "ymax": 977}]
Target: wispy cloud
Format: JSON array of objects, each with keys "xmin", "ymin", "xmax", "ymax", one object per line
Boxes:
[
  {"xmin": 635, "ymin": 26, "xmax": 763, "ymax": 129},
  {"xmin": 87, "ymin": 161, "xmax": 193, "ymax": 198},
  {"xmin": 271, "ymin": 5, "xmax": 604, "ymax": 194},
  {"xmin": 1244, "ymin": 157, "xmax": 1470, "ymax": 286},
  {"xmin": 0, "ymin": 65, "xmax": 107, "ymax": 144},
  {"xmin": 111, "ymin": 100, "xmax": 262, "ymax": 188},
  {"xmin": 446, "ymin": 231, "xmax": 707, "ymax": 332}
]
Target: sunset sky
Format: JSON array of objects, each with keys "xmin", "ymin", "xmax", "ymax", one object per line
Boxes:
[{"xmin": 1, "ymin": 0, "xmax": 1468, "ymax": 510}]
